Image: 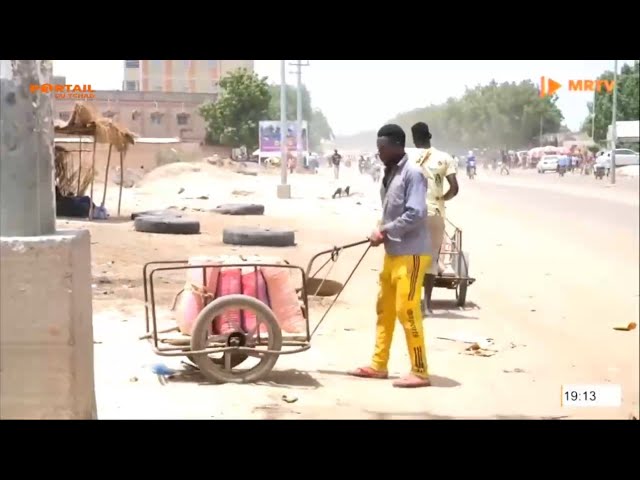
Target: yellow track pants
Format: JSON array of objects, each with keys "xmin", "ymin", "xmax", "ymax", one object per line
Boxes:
[{"xmin": 371, "ymin": 254, "xmax": 431, "ymax": 378}]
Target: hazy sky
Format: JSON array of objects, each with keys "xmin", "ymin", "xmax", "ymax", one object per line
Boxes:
[{"xmin": 53, "ymin": 60, "xmax": 632, "ymax": 135}]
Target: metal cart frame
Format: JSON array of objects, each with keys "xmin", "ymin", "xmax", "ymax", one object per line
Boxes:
[
  {"xmin": 430, "ymin": 218, "xmax": 476, "ymax": 307},
  {"xmin": 142, "ymin": 240, "xmax": 370, "ymax": 384}
]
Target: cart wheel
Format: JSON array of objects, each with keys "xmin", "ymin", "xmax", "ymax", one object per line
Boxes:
[
  {"xmin": 186, "ymin": 352, "xmax": 247, "ymax": 370},
  {"xmin": 190, "ymin": 294, "xmax": 282, "ymax": 384},
  {"xmin": 455, "ymin": 251, "xmax": 470, "ymax": 307}
]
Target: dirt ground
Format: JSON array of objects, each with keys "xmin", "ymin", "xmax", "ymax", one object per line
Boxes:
[{"xmin": 62, "ymin": 161, "xmax": 639, "ymax": 420}]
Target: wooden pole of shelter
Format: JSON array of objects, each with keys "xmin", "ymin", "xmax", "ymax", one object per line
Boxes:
[
  {"xmin": 89, "ymin": 138, "xmax": 97, "ymax": 220},
  {"xmin": 117, "ymin": 150, "xmax": 124, "ymax": 216},
  {"xmin": 101, "ymin": 143, "xmax": 112, "ymax": 207},
  {"xmin": 76, "ymin": 137, "xmax": 82, "ymax": 195}
]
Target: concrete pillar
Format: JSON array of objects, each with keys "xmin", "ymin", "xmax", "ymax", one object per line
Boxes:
[
  {"xmin": 0, "ymin": 60, "xmax": 97, "ymax": 419},
  {"xmin": 0, "ymin": 60, "xmax": 56, "ymax": 236}
]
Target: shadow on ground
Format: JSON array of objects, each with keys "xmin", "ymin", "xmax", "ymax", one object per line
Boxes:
[
  {"xmin": 431, "ymin": 299, "xmax": 481, "ymax": 311},
  {"xmin": 429, "ymin": 310, "xmax": 480, "ymax": 320},
  {"xmin": 315, "ymin": 369, "xmax": 460, "ymax": 388},
  {"xmin": 58, "ymin": 215, "xmax": 134, "ymax": 225},
  {"xmin": 167, "ymin": 365, "xmax": 322, "ymax": 389}
]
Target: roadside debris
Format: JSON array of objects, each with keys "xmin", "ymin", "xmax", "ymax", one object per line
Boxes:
[
  {"xmin": 437, "ymin": 333, "xmax": 493, "ymax": 344},
  {"xmin": 436, "ymin": 333, "xmax": 500, "ymax": 356},
  {"xmin": 613, "ymin": 322, "xmax": 637, "ymax": 331},
  {"xmin": 463, "ymin": 339, "xmax": 498, "ymax": 357},
  {"xmin": 503, "ymin": 368, "xmax": 526, "ymax": 374},
  {"xmin": 232, "ymin": 190, "xmax": 253, "ymax": 196},
  {"xmin": 282, "ymin": 395, "xmax": 298, "ymax": 404},
  {"xmin": 151, "ymin": 363, "xmax": 178, "ymax": 385}
]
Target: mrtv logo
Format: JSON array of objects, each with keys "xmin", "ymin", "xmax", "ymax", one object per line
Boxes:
[{"xmin": 539, "ymin": 76, "xmax": 615, "ymax": 97}]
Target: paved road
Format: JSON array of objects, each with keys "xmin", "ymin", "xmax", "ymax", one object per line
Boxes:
[
  {"xmin": 479, "ymin": 166, "xmax": 639, "ymax": 193},
  {"xmin": 458, "ymin": 171, "xmax": 639, "ymax": 245},
  {"xmin": 441, "ymin": 170, "xmax": 639, "ymax": 418}
]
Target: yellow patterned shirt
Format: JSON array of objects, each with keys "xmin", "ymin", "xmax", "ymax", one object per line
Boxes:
[{"xmin": 415, "ymin": 147, "xmax": 457, "ymax": 217}]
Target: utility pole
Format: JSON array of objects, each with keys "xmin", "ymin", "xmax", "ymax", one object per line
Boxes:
[
  {"xmin": 289, "ymin": 61, "xmax": 309, "ymax": 171},
  {"xmin": 610, "ymin": 60, "xmax": 618, "ymax": 185},
  {"xmin": 277, "ymin": 60, "xmax": 291, "ymax": 199},
  {"xmin": 539, "ymin": 115, "xmax": 543, "ymax": 147},
  {"xmin": 591, "ymin": 87, "xmax": 596, "ymax": 140}
]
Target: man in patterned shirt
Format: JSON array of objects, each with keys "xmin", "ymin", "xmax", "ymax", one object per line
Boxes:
[{"xmin": 411, "ymin": 122, "xmax": 459, "ymax": 315}]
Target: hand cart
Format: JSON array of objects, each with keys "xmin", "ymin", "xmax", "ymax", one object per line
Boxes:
[
  {"xmin": 430, "ymin": 218, "xmax": 476, "ymax": 307},
  {"xmin": 142, "ymin": 240, "xmax": 370, "ymax": 384}
]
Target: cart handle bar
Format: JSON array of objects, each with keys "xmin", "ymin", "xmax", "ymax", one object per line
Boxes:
[
  {"xmin": 310, "ymin": 239, "xmax": 372, "ymax": 338},
  {"xmin": 305, "ymin": 238, "xmax": 370, "ymax": 278}
]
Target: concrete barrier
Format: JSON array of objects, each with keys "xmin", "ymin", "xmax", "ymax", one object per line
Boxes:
[{"xmin": 0, "ymin": 230, "xmax": 97, "ymax": 419}]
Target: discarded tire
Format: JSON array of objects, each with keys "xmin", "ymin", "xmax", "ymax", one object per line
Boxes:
[
  {"xmin": 130, "ymin": 209, "xmax": 182, "ymax": 220},
  {"xmin": 134, "ymin": 216, "xmax": 200, "ymax": 235},
  {"xmin": 222, "ymin": 227, "xmax": 295, "ymax": 247},
  {"xmin": 212, "ymin": 204, "xmax": 265, "ymax": 216}
]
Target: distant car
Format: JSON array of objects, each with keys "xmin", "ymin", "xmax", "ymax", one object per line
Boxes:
[
  {"xmin": 537, "ymin": 155, "xmax": 559, "ymax": 173},
  {"xmin": 595, "ymin": 149, "xmax": 640, "ymax": 168}
]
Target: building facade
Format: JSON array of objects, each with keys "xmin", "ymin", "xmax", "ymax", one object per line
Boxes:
[
  {"xmin": 123, "ymin": 60, "xmax": 254, "ymax": 93},
  {"xmin": 53, "ymin": 90, "xmax": 215, "ymax": 141}
]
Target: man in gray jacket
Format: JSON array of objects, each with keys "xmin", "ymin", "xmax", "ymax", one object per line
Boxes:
[{"xmin": 349, "ymin": 124, "xmax": 433, "ymax": 388}]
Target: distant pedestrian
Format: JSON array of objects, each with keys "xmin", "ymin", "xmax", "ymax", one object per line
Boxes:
[{"xmin": 331, "ymin": 149, "xmax": 342, "ymax": 180}]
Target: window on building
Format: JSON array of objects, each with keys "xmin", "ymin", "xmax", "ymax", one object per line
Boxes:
[
  {"xmin": 59, "ymin": 111, "xmax": 71, "ymax": 121},
  {"xmin": 208, "ymin": 60, "xmax": 218, "ymax": 68},
  {"xmin": 176, "ymin": 113, "xmax": 190, "ymax": 125},
  {"xmin": 131, "ymin": 110, "xmax": 141, "ymax": 121},
  {"xmin": 150, "ymin": 112, "xmax": 163, "ymax": 125},
  {"xmin": 125, "ymin": 60, "xmax": 140, "ymax": 68},
  {"xmin": 125, "ymin": 81, "xmax": 137, "ymax": 91}
]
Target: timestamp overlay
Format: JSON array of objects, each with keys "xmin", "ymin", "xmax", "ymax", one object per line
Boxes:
[{"xmin": 561, "ymin": 384, "xmax": 622, "ymax": 407}]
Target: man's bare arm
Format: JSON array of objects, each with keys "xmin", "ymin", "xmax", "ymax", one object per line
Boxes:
[{"xmin": 442, "ymin": 174, "xmax": 459, "ymax": 201}]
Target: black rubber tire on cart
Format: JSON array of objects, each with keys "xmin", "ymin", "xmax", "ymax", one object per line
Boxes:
[
  {"xmin": 222, "ymin": 226, "xmax": 295, "ymax": 247},
  {"xmin": 212, "ymin": 203, "xmax": 265, "ymax": 216},
  {"xmin": 187, "ymin": 352, "xmax": 247, "ymax": 370},
  {"xmin": 134, "ymin": 216, "xmax": 200, "ymax": 235},
  {"xmin": 190, "ymin": 294, "xmax": 282, "ymax": 384},
  {"xmin": 455, "ymin": 251, "xmax": 470, "ymax": 307}
]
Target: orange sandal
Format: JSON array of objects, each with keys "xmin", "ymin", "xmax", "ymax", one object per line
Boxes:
[
  {"xmin": 392, "ymin": 374, "xmax": 431, "ymax": 388},
  {"xmin": 348, "ymin": 366, "xmax": 389, "ymax": 379}
]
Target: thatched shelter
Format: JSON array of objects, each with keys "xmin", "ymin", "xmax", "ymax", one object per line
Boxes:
[
  {"xmin": 54, "ymin": 102, "xmax": 136, "ymax": 218},
  {"xmin": 54, "ymin": 144, "xmax": 95, "ymax": 197}
]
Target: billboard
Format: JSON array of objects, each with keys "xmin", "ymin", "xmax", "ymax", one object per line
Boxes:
[{"xmin": 259, "ymin": 120, "xmax": 309, "ymax": 154}]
